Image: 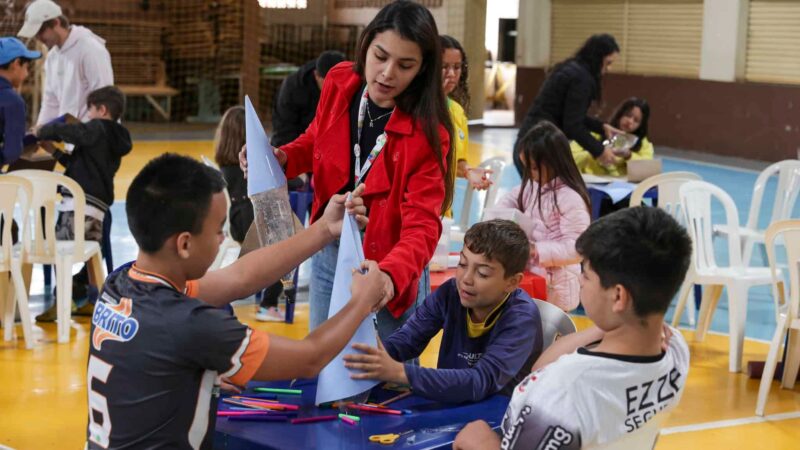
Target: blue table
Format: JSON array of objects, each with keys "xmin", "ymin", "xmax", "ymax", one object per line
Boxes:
[{"xmin": 214, "ymin": 380, "xmax": 509, "ymax": 449}]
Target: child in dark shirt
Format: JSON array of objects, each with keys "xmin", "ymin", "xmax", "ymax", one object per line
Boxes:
[
  {"xmin": 34, "ymin": 85, "xmax": 132, "ymax": 320},
  {"xmin": 0, "ymin": 37, "xmax": 41, "ymax": 169},
  {"xmin": 344, "ymin": 219, "xmax": 544, "ymax": 403}
]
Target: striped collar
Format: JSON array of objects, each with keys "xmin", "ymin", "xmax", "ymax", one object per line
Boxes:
[{"xmin": 129, "ymin": 264, "xmax": 187, "ymax": 294}]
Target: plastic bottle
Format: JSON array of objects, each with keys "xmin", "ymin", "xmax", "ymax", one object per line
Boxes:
[
  {"xmin": 245, "ymin": 96, "xmax": 296, "ymax": 288},
  {"xmin": 603, "ymin": 133, "xmax": 639, "ymax": 158}
]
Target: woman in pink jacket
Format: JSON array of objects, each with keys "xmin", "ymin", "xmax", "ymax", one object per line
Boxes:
[{"xmin": 496, "ymin": 122, "xmax": 591, "ymax": 311}]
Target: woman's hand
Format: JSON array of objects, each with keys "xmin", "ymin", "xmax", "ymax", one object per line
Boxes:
[
  {"xmin": 603, "ymin": 123, "xmax": 624, "ymax": 139},
  {"xmin": 466, "ymin": 168, "xmax": 493, "ymax": 191},
  {"xmin": 321, "ymin": 184, "xmax": 368, "ymax": 238},
  {"xmin": 238, "ymin": 145, "xmax": 288, "ymax": 179},
  {"xmin": 597, "ymin": 147, "xmax": 617, "ymax": 167},
  {"xmin": 376, "ymin": 271, "xmax": 395, "ymax": 312}
]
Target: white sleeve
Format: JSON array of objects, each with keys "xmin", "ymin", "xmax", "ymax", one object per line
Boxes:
[
  {"xmin": 667, "ymin": 326, "xmax": 690, "ymax": 402},
  {"xmin": 82, "ymin": 44, "xmax": 114, "ymax": 91},
  {"xmin": 37, "ymin": 56, "xmax": 60, "ymax": 125},
  {"xmin": 499, "ymin": 369, "xmax": 582, "ymax": 450}
]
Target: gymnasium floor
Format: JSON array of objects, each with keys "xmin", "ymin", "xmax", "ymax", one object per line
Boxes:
[{"xmin": 1, "ymin": 127, "xmax": 798, "ymax": 449}]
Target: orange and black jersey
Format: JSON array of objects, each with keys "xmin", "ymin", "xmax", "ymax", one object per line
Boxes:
[{"xmin": 86, "ymin": 262, "xmax": 269, "ymax": 449}]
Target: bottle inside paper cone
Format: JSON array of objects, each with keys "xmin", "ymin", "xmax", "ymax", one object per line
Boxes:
[{"xmin": 245, "ymin": 96, "xmax": 297, "ymax": 288}]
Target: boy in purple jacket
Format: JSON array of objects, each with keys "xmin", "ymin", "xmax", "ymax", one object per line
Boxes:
[{"xmin": 344, "ymin": 219, "xmax": 543, "ymax": 403}]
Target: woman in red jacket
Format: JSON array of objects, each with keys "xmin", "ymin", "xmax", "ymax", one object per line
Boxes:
[{"xmin": 243, "ymin": 1, "xmax": 454, "ymax": 340}]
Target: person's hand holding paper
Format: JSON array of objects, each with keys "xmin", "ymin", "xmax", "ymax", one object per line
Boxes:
[
  {"xmin": 315, "ymin": 209, "xmax": 382, "ymax": 405},
  {"xmin": 320, "ymin": 184, "xmax": 369, "ymax": 237}
]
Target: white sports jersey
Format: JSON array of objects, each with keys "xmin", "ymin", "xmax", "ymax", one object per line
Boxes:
[{"xmin": 500, "ymin": 327, "xmax": 690, "ymax": 449}]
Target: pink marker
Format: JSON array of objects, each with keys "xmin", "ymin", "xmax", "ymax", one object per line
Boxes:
[
  {"xmin": 217, "ymin": 411, "xmax": 272, "ymax": 417},
  {"xmin": 340, "ymin": 416, "xmax": 358, "ymax": 426},
  {"xmin": 290, "ymin": 415, "xmax": 339, "ymax": 424}
]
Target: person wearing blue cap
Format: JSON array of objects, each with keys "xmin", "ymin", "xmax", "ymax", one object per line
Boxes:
[{"xmin": 0, "ymin": 37, "xmax": 41, "ymax": 169}]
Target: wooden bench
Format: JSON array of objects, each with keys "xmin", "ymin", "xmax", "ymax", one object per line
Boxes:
[{"xmin": 118, "ymin": 85, "xmax": 179, "ymax": 121}]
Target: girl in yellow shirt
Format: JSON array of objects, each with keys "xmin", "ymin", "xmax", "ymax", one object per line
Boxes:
[
  {"xmin": 441, "ymin": 35, "xmax": 491, "ymax": 216},
  {"xmin": 571, "ymin": 97, "xmax": 653, "ymax": 177}
]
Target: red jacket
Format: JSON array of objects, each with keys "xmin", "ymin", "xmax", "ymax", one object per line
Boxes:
[{"xmin": 281, "ymin": 62, "xmax": 448, "ymax": 318}]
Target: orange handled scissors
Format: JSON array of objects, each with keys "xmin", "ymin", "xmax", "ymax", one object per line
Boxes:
[{"xmin": 369, "ymin": 430, "xmax": 412, "ymax": 445}]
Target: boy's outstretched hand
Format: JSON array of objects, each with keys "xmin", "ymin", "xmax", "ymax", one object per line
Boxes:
[
  {"xmin": 321, "ymin": 184, "xmax": 369, "ymax": 238},
  {"xmin": 342, "ymin": 340, "xmax": 407, "ymax": 384}
]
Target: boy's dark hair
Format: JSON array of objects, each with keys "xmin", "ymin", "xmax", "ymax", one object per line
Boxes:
[
  {"xmin": 87, "ymin": 85, "xmax": 126, "ymax": 121},
  {"xmin": 463, "ymin": 219, "xmax": 530, "ymax": 276},
  {"xmin": 576, "ymin": 207, "xmax": 692, "ymax": 317},
  {"xmin": 0, "ymin": 57, "xmax": 30, "ymax": 70},
  {"xmin": 315, "ymin": 50, "xmax": 346, "ymax": 78},
  {"xmin": 126, "ymin": 153, "xmax": 226, "ymax": 253}
]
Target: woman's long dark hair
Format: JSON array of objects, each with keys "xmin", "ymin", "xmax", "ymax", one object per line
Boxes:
[
  {"xmin": 609, "ymin": 97, "xmax": 650, "ymax": 152},
  {"xmin": 517, "ymin": 122, "xmax": 591, "ymax": 222},
  {"xmin": 440, "ymin": 34, "xmax": 470, "ymax": 115},
  {"xmin": 552, "ymin": 33, "xmax": 619, "ymax": 102},
  {"xmin": 353, "ymin": 0, "xmax": 455, "ymax": 213},
  {"xmin": 214, "ymin": 106, "xmax": 245, "ymax": 167}
]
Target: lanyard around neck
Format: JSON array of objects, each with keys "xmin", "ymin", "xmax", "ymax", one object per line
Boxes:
[{"xmin": 354, "ymin": 86, "xmax": 394, "ymax": 188}]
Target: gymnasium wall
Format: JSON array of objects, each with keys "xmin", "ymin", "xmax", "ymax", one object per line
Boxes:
[{"xmin": 515, "ymin": 68, "xmax": 800, "ymax": 162}]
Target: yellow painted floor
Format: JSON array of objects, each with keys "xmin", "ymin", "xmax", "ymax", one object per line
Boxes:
[{"xmin": 1, "ymin": 138, "xmax": 799, "ymax": 448}]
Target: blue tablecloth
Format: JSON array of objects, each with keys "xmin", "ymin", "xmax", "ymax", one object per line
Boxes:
[{"xmin": 213, "ymin": 379, "xmax": 509, "ymax": 449}]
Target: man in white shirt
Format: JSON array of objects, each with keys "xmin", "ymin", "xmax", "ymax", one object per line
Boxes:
[
  {"xmin": 454, "ymin": 207, "xmax": 693, "ymax": 450},
  {"xmin": 18, "ymin": 0, "xmax": 114, "ymax": 124}
]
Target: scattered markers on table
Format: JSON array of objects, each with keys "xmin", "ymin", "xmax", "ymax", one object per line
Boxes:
[
  {"xmin": 291, "ymin": 415, "xmax": 339, "ymax": 424},
  {"xmin": 254, "ymin": 387, "xmax": 303, "ymax": 395}
]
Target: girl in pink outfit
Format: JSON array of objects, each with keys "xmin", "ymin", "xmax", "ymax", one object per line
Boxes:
[{"xmin": 496, "ymin": 122, "xmax": 591, "ymax": 311}]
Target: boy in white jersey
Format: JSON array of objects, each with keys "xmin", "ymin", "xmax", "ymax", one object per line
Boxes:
[{"xmin": 454, "ymin": 207, "xmax": 692, "ymax": 450}]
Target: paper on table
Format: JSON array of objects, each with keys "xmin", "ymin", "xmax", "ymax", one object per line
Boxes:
[
  {"xmin": 588, "ymin": 181, "xmax": 638, "ymax": 204},
  {"xmin": 582, "ymin": 173, "xmax": 622, "ymax": 184},
  {"xmin": 315, "ymin": 211, "xmax": 379, "ymax": 405}
]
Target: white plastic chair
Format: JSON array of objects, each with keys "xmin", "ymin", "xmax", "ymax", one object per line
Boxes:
[
  {"xmin": 201, "ymin": 156, "xmax": 241, "ymax": 270},
  {"xmin": 0, "ymin": 175, "xmax": 35, "ymax": 348},
  {"xmin": 14, "ymin": 170, "xmax": 105, "ymax": 343},
  {"xmin": 630, "ymin": 171, "xmax": 702, "ymax": 327},
  {"xmin": 680, "ymin": 180, "xmax": 777, "ymax": 372},
  {"xmin": 452, "ymin": 157, "xmax": 506, "ymax": 242},
  {"xmin": 716, "ymin": 160, "xmax": 800, "ymax": 266},
  {"xmin": 755, "ymin": 219, "xmax": 800, "ymax": 416},
  {"xmin": 533, "ymin": 298, "xmax": 576, "ymax": 350}
]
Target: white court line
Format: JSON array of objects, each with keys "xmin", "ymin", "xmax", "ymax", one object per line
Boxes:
[
  {"xmin": 661, "ymin": 411, "xmax": 800, "ymax": 435},
  {"xmin": 660, "ymin": 154, "xmax": 762, "ymax": 175},
  {"xmin": 703, "ymin": 329, "xmax": 773, "ymax": 345}
]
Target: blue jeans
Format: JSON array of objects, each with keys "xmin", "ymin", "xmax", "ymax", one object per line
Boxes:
[{"xmin": 309, "ymin": 240, "xmax": 430, "ymax": 343}]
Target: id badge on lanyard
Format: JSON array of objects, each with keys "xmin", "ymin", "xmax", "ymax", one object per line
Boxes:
[{"xmin": 354, "ymin": 87, "xmax": 393, "ymax": 188}]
